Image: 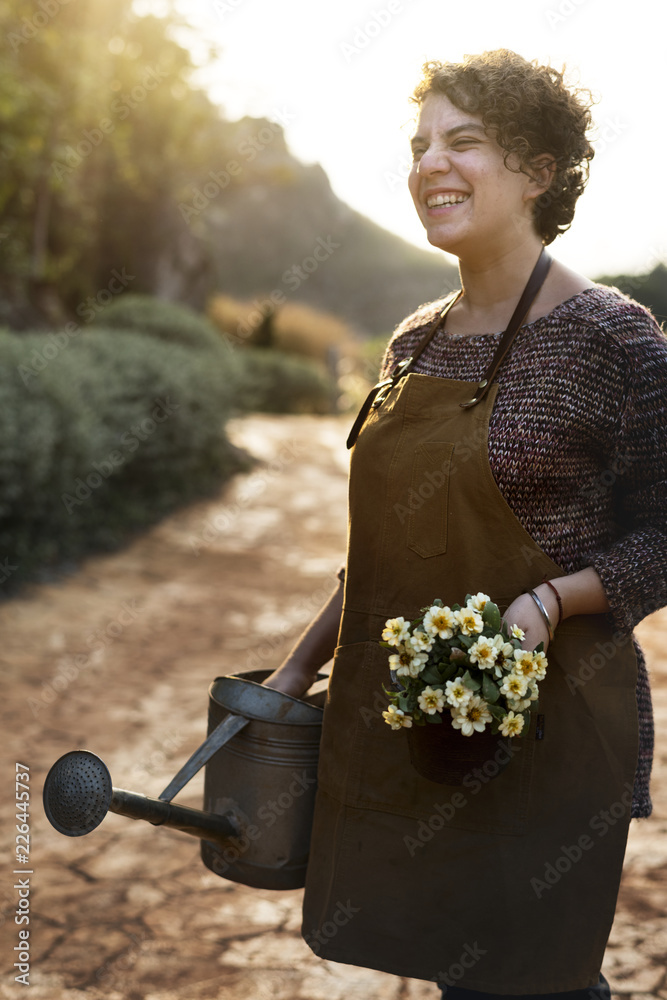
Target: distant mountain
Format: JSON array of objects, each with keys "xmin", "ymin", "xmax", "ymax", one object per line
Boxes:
[{"xmin": 155, "ymin": 117, "xmax": 458, "ymax": 336}]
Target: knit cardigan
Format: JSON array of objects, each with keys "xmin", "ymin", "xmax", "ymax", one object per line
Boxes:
[{"xmin": 377, "ymin": 284, "xmax": 667, "ymax": 819}]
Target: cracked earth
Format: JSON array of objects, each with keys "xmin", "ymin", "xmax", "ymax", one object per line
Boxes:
[{"xmin": 1, "ymin": 415, "xmax": 666, "ymax": 999}]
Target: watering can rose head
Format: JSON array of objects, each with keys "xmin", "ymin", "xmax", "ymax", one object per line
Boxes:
[{"xmin": 379, "ymin": 594, "xmax": 547, "ymax": 738}]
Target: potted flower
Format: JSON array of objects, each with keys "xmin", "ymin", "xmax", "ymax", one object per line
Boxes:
[{"xmin": 379, "ymin": 594, "xmax": 547, "ymax": 784}]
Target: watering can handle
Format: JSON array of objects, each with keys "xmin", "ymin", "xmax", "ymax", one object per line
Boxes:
[{"xmin": 158, "ymin": 713, "xmax": 249, "ymax": 803}]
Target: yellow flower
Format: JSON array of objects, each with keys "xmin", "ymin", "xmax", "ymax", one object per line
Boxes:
[
  {"xmin": 532, "ymin": 650, "xmax": 548, "ymax": 681},
  {"xmin": 382, "ymin": 705, "xmax": 413, "ymax": 730},
  {"xmin": 491, "ymin": 634, "xmax": 514, "ymax": 676},
  {"xmin": 423, "ymin": 605, "xmax": 457, "ymax": 639},
  {"xmin": 493, "ymin": 634, "xmax": 514, "ymax": 659},
  {"xmin": 417, "ymin": 686, "xmax": 446, "ymax": 714},
  {"xmin": 445, "ymin": 678, "xmax": 472, "ymax": 708},
  {"xmin": 409, "ymin": 630, "xmax": 435, "ymax": 653},
  {"xmin": 382, "ymin": 617, "xmax": 411, "ymax": 647},
  {"xmin": 450, "ymin": 695, "xmax": 492, "ymax": 736},
  {"xmin": 500, "ymin": 671, "xmax": 529, "ymax": 700},
  {"xmin": 467, "ymin": 592, "xmax": 491, "ymax": 613},
  {"xmin": 513, "ymin": 648, "xmax": 538, "ymax": 679},
  {"xmin": 469, "ymin": 636, "xmax": 498, "ymax": 670},
  {"xmin": 454, "ymin": 607, "xmax": 484, "ymax": 636},
  {"xmin": 389, "ymin": 648, "xmax": 429, "ymax": 679},
  {"xmin": 499, "ymin": 711, "xmax": 525, "ymax": 737}
]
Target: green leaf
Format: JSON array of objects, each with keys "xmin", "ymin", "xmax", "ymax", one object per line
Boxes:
[
  {"xmin": 482, "ymin": 672, "xmax": 500, "ymax": 704},
  {"xmin": 488, "ymin": 702, "xmax": 506, "ymax": 721},
  {"xmin": 461, "ymin": 669, "xmax": 481, "ymax": 691},
  {"xmin": 420, "ymin": 664, "xmax": 443, "ymax": 685},
  {"xmin": 482, "ymin": 601, "xmax": 502, "ymax": 632},
  {"xmin": 425, "ymin": 712, "xmax": 443, "ymax": 724},
  {"xmin": 439, "ymin": 662, "xmax": 460, "ymax": 683},
  {"xmin": 457, "ymin": 634, "xmax": 475, "ymax": 649}
]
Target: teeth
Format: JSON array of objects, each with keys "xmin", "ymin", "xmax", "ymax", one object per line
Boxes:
[{"xmin": 426, "ymin": 193, "xmax": 469, "ymax": 208}]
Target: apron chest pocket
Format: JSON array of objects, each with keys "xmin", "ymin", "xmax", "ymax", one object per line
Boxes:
[{"xmin": 407, "ymin": 441, "xmax": 455, "ymax": 558}]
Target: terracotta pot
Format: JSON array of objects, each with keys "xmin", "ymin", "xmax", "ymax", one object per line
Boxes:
[{"xmin": 406, "ymin": 719, "xmax": 513, "ymax": 785}]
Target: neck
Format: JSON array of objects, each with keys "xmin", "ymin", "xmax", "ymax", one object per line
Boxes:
[{"xmin": 457, "ymin": 239, "xmax": 546, "ymax": 314}]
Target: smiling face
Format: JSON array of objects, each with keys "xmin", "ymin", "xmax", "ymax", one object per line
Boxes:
[{"xmin": 408, "ymin": 93, "xmax": 543, "ymax": 260}]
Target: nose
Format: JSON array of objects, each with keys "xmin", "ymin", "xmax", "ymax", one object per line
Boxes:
[{"xmin": 416, "ymin": 142, "xmax": 452, "ymax": 176}]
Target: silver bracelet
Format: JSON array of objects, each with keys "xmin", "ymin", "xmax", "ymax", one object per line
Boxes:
[{"xmin": 526, "ymin": 589, "xmax": 555, "ymax": 642}]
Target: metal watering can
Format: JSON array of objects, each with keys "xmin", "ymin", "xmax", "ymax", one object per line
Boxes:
[{"xmin": 43, "ymin": 669, "xmax": 327, "ymax": 890}]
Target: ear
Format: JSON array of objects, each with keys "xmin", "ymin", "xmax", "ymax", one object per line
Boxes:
[{"xmin": 526, "ymin": 154, "xmax": 557, "ymax": 195}]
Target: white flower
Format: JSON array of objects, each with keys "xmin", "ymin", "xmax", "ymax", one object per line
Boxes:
[
  {"xmin": 499, "ymin": 710, "xmax": 525, "ymax": 737},
  {"xmin": 409, "ymin": 629, "xmax": 435, "ymax": 653},
  {"xmin": 455, "ymin": 607, "xmax": 484, "ymax": 636},
  {"xmin": 491, "ymin": 634, "xmax": 515, "ymax": 676},
  {"xmin": 382, "ymin": 705, "xmax": 413, "ymax": 730},
  {"xmin": 417, "ymin": 686, "xmax": 446, "ymax": 714},
  {"xmin": 532, "ymin": 650, "xmax": 548, "ymax": 681},
  {"xmin": 513, "ymin": 648, "xmax": 538, "ymax": 680},
  {"xmin": 467, "ymin": 592, "xmax": 491, "ymax": 613},
  {"xmin": 469, "ymin": 636, "xmax": 498, "ymax": 670},
  {"xmin": 493, "ymin": 634, "xmax": 514, "ymax": 659},
  {"xmin": 500, "ymin": 671, "xmax": 530, "ymax": 700},
  {"xmin": 382, "ymin": 617, "xmax": 411, "ymax": 647},
  {"xmin": 444, "ymin": 678, "xmax": 473, "ymax": 709},
  {"xmin": 423, "ymin": 605, "xmax": 457, "ymax": 639},
  {"xmin": 511, "ymin": 624, "xmax": 526, "ymax": 641},
  {"xmin": 450, "ymin": 695, "xmax": 492, "ymax": 736},
  {"xmin": 510, "ymin": 697, "xmax": 532, "ymax": 712},
  {"xmin": 527, "ymin": 680, "xmax": 540, "ymax": 702},
  {"xmin": 389, "ymin": 647, "xmax": 429, "ymax": 679}
]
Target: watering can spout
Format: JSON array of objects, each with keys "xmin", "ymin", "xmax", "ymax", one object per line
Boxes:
[{"xmin": 43, "ymin": 750, "xmax": 240, "ymax": 845}]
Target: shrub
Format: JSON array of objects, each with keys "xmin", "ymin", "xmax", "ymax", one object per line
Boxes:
[
  {"xmin": 92, "ymin": 293, "xmax": 223, "ymax": 352},
  {"xmin": 0, "ymin": 325, "xmax": 246, "ymax": 587},
  {"xmin": 207, "ymin": 293, "xmax": 359, "ymax": 360},
  {"xmin": 232, "ymin": 349, "xmax": 337, "ymax": 415}
]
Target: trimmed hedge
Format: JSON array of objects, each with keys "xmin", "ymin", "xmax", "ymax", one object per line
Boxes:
[
  {"xmin": 91, "ymin": 293, "xmax": 223, "ymax": 352},
  {"xmin": 231, "ymin": 348, "xmax": 336, "ymax": 415},
  {"xmin": 0, "ymin": 324, "xmax": 244, "ymax": 587},
  {"xmin": 0, "ymin": 293, "xmax": 339, "ymax": 591}
]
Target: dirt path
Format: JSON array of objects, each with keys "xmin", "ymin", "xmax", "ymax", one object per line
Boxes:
[{"xmin": 1, "ymin": 414, "xmax": 666, "ymax": 999}]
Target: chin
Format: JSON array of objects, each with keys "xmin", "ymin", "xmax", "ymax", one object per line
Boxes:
[{"xmin": 425, "ymin": 229, "xmax": 463, "ymax": 256}]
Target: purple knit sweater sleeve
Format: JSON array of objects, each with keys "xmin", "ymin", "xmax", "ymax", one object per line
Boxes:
[{"xmin": 588, "ymin": 309, "xmax": 667, "ymax": 632}]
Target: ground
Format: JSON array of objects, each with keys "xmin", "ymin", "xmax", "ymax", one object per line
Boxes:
[{"xmin": 1, "ymin": 414, "xmax": 666, "ymax": 1000}]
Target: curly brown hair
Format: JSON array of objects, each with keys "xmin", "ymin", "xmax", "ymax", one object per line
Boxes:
[{"xmin": 411, "ymin": 49, "xmax": 595, "ymax": 245}]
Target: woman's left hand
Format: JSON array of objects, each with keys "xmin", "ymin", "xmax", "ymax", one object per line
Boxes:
[
  {"xmin": 502, "ymin": 587, "xmax": 558, "ymax": 652},
  {"xmin": 502, "ymin": 570, "xmax": 611, "ymax": 652}
]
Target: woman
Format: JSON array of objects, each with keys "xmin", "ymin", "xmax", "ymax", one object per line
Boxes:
[{"xmin": 266, "ymin": 49, "xmax": 666, "ymax": 997}]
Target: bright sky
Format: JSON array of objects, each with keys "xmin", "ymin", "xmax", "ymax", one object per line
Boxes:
[{"xmin": 143, "ymin": 0, "xmax": 665, "ymax": 278}]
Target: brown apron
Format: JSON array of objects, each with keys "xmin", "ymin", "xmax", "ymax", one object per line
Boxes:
[{"xmin": 302, "ymin": 371, "xmax": 639, "ymax": 992}]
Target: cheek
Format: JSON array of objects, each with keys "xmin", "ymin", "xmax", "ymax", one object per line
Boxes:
[{"xmin": 408, "ymin": 168, "xmax": 421, "ymax": 206}]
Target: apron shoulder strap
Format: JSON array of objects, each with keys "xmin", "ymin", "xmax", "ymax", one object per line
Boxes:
[
  {"xmin": 347, "ymin": 248, "xmax": 552, "ymax": 447},
  {"xmin": 460, "ymin": 248, "xmax": 552, "ymax": 408},
  {"xmin": 346, "ymin": 291, "xmax": 462, "ymax": 449}
]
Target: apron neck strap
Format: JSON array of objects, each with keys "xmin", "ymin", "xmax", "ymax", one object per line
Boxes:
[
  {"xmin": 459, "ymin": 247, "xmax": 552, "ymax": 408},
  {"xmin": 346, "ymin": 247, "xmax": 552, "ymax": 448}
]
